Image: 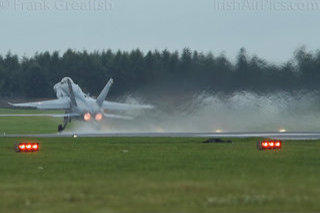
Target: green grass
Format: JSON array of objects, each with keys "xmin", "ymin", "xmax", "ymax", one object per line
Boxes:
[
  {"xmin": 0, "ymin": 137, "xmax": 320, "ymax": 213},
  {"xmin": 0, "ymin": 108, "xmax": 320, "ymax": 212},
  {"xmin": 0, "ymin": 108, "xmax": 64, "ymax": 134}
]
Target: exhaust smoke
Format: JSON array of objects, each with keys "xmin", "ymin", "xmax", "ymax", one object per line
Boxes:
[{"xmin": 67, "ymin": 91, "xmax": 320, "ymax": 133}]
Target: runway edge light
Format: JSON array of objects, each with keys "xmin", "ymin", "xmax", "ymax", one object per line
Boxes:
[
  {"xmin": 257, "ymin": 140, "xmax": 282, "ymax": 151},
  {"xmin": 15, "ymin": 142, "xmax": 39, "ymax": 152}
]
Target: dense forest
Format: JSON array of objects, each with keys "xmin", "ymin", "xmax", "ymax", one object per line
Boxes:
[{"xmin": 0, "ymin": 47, "xmax": 319, "ymax": 98}]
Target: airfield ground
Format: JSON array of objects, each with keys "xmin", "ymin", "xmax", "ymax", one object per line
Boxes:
[
  {"xmin": 0, "ymin": 108, "xmax": 61, "ymax": 134},
  {"xmin": 0, "ymin": 109, "xmax": 320, "ymax": 213}
]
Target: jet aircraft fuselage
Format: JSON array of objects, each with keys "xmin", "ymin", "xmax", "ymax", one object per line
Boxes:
[{"xmin": 5, "ymin": 77, "xmax": 153, "ymax": 132}]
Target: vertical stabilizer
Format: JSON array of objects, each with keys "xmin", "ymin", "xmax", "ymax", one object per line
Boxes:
[
  {"xmin": 96, "ymin": 78, "xmax": 113, "ymax": 106},
  {"xmin": 67, "ymin": 79, "xmax": 78, "ymax": 107}
]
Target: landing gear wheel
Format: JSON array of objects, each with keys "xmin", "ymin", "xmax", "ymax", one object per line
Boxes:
[
  {"xmin": 58, "ymin": 124, "xmax": 64, "ymax": 132},
  {"xmin": 58, "ymin": 116, "xmax": 69, "ymax": 132}
]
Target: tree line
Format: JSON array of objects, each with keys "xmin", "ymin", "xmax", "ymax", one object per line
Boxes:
[{"xmin": 0, "ymin": 47, "xmax": 319, "ymax": 98}]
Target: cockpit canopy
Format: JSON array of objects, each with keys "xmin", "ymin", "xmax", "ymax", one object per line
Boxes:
[
  {"xmin": 54, "ymin": 77, "xmax": 81, "ymax": 98},
  {"xmin": 60, "ymin": 77, "xmax": 74, "ymax": 85}
]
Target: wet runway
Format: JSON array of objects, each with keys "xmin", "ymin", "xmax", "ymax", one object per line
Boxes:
[{"xmin": 2, "ymin": 132, "xmax": 320, "ymax": 140}]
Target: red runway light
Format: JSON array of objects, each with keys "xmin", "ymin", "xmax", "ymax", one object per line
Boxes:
[
  {"xmin": 32, "ymin": 144, "xmax": 38, "ymax": 150},
  {"xmin": 19, "ymin": 144, "xmax": 25, "ymax": 150},
  {"xmin": 16, "ymin": 143, "xmax": 39, "ymax": 152},
  {"xmin": 257, "ymin": 140, "xmax": 282, "ymax": 151}
]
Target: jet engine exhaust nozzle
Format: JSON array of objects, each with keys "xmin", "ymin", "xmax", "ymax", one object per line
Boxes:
[
  {"xmin": 95, "ymin": 113, "xmax": 103, "ymax": 121},
  {"xmin": 84, "ymin": 113, "xmax": 91, "ymax": 121}
]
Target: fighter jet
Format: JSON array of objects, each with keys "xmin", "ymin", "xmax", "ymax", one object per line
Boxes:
[{"xmin": 1, "ymin": 77, "xmax": 153, "ymax": 132}]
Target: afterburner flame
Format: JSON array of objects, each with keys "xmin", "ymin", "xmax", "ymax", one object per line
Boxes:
[
  {"xmin": 95, "ymin": 113, "xmax": 103, "ymax": 121},
  {"xmin": 84, "ymin": 113, "xmax": 91, "ymax": 121}
]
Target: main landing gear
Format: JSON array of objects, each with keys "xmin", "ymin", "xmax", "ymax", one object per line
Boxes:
[{"xmin": 58, "ymin": 116, "xmax": 71, "ymax": 132}]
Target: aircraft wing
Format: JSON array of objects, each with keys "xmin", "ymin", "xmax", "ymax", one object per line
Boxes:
[
  {"xmin": 0, "ymin": 113, "xmax": 80, "ymax": 118},
  {"xmin": 9, "ymin": 98, "xmax": 71, "ymax": 110},
  {"xmin": 102, "ymin": 101, "xmax": 154, "ymax": 111}
]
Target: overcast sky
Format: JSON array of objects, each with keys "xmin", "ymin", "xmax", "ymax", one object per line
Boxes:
[{"xmin": 1, "ymin": 0, "xmax": 320, "ymax": 63}]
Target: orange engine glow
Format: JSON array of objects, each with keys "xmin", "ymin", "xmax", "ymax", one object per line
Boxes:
[
  {"xmin": 17, "ymin": 143, "xmax": 39, "ymax": 152},
  {"xmin": 95, "ymin": 113, "xmax": 103, "ymax": 121},
  {"xmin": 84, "ymin": 113, "xmax": 91, "ymax": 121}
]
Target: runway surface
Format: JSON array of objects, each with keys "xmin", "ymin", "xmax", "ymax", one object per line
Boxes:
[{"xmin": 2, "ymin": 132, "xmax": 320, "ymax": 140}]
